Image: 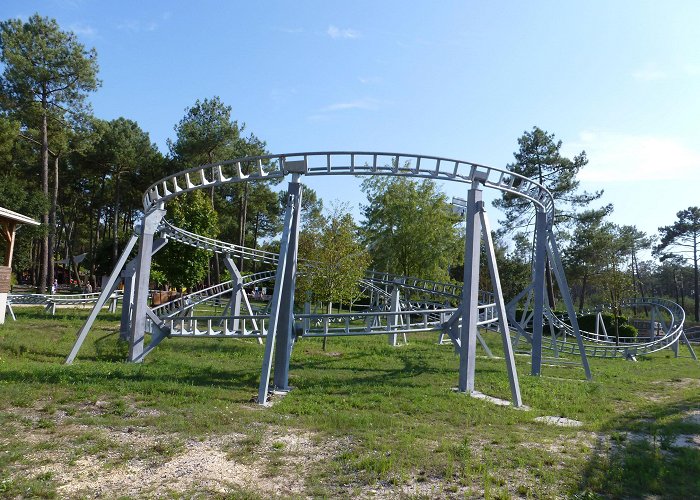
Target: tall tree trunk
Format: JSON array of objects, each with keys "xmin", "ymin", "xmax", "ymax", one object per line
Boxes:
[
  {"xmin": 635, "ymin": 253, "xmax": 646, "ymax": 300},
  {"xmin": 48, "ymin": 154, "xmax": 59, "ymax": 289},
  {"xmin": 92, "ymin": 177, "xmax": 106, "ymax": 288},
  {"xmin": 680, "ymin": 275, "xmax": 685, "ymax": 309},
  {"xmin": 112, "ymin": 173, "xmax": 121, "ymax": 264},
  {"xmin": 88, "ymin": 204, "xmax": 95, "ymax": 286},
  {"xmin": 31, "ymin": 240, "xmax": 39, "ymax": 286},
  {"xmin": 123, "ymin": 210, "xmax": 130, "ymax": 235},
  {"xmin": 55, "ymin": 218, "xmax": 64, "ymax": 264},
  {"xmin": 39, "ymin": 103, "xmax": 49, "ymax": 293},
  {"xmin": 694, "ymin": 234, "xmax": 699, "ymax": 321},
  {"xmin": 60, "ymin": 205, "xmax": 80, "ymax": 285},
  {"xmin": 578, "ymin": 274, "xmax": 587, "ymax": 312}
]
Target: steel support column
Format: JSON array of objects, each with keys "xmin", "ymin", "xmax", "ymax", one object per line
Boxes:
[
  {"xmin": 272, "ymin": 179, "xmax": 303, "ymax": 391},
  {"xmin": 479, "ymin": 203, "xmax": 522, "ymax": 406},
  {"xmin": 120, "ymin": 261, "xmax": 137, "ymax": 341},
  {"xmin": 258, "ymin": 177, "xmax": 301, "ymax": 403},
  {"xmin": 458, "ymin": 183, "xmax": 482, "ymax": 393},
  {"xmin": 388, "ymin": 281, "xmax": 401, "ymax": 346},
  {"xmin": 530, "ymin": 210, "xmax": 547, "ymax": 376},
  {"xmin": 223, "ymin": 255, "xmax": 244, "ymax": 332},
  {"xmin": 128, "ymin": 209, "xmax": 165, "ymax": 362},
  {"xmin": 120, "ymin": 237, "xmax": 167, "ymax": 341}
]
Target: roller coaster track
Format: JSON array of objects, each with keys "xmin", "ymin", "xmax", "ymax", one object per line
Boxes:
[
  {"xmin": 542, "ymin": 298, "xmax": 687, "ymax": 359},
  {"xmin": 155, "ymin": 221, "xmax": 691, "ymax": 360},
  {"xmin": 159, "ymin": 219, "xmax": 280, "ymax": 265},
  {"xmin": 7, "ymin": 291, "xmax": 121, "ymax": 315},
  {"xmin": 63, "ymin": 149, "xmax": 695, "ymax": 386},
  {"xmin": 143, "ymin": 152, "xmax": 555, "ymax": 217}
]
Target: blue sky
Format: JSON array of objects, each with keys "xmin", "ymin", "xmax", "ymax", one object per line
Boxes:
[{"xmin": 3, "ymin": 1, "xmax": 699, "ymax": 248}]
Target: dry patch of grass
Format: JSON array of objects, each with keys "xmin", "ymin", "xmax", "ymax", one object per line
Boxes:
[{"xmin": 4, "ymin": 418, "xmax": 341, "ymax": 498}]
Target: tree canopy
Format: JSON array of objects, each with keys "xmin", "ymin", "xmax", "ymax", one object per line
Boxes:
[
  {"xmin": 297, "ymin": 206, "xmax": 371, "ymax": 307},
  {"xmin": 360, "ymin": 176, "xmax": 461, "ymax": 282},
  {"xmin": 655, "ymin": 206, "xmax": 700, "ymax": 321},
  {"xmin": 1, "ymin": 13, "xmax": 100, "ymax": 291},
  {"xmin": 152, "ymin": 190, "xmax": 219, "ymax": 291},
  {"xmin": 494, "ymin": 126, "xmax": 602, "ymax": 232},
  {"xmin": 168, "ymin": 96, "xmax": 240, "ymax": 166}
]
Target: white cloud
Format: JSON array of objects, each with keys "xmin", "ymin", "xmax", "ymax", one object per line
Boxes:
[
  {"xmin": 327, "ymin": 25, "xmax": 360, "ymax": 39},
  {"xmin": 309, "ymin": 98, "xmax": 382, "ymax": 120},
  {"xmin": 632, "ymin": 64, "xmax": 667, "ymax": 81},
  {"xmin": 279, "ymin": 27, "xmax": 304, "ymax": 34},
  {"xmin": 320, "ymin": 98, "xmax": 378, "ymax": 112},
  {"xmin": 117, "ymin": 15, "xmax": 164, "ymax": 33},
  {"xmin": 117, "ymin": 20, "xmax": 144, "ymax": 32},
  {"xmin": 69, "ymin": 23, "xmax": 96, "ymax": 37},
  {"xmin": 567, "ymin": 131, "xmax": 700, "ymax": 182}
]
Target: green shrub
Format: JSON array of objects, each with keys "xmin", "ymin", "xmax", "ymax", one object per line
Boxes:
[{"xmin": 574, "ymin": 313, "xmax": 638, "ymax": 339}]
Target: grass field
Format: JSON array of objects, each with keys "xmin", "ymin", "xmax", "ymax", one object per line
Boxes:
[{"xmin": 0, "ymin": 307, "xmax": 698, "ymax": 498}]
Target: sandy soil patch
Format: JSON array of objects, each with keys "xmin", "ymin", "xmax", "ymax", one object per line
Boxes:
[
  {"xmin": 534, "ymin": 416, "xmax": 583, "ymax": 427},
  {"xmin": 20, "ymin": 426, "xmax": 339, "ymax": 498},
  {"xmin": 2, "ymin": 402, "xmax": 342, "ymax": 498}
]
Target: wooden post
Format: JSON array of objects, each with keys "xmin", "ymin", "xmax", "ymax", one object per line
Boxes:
[
  {"xmin": 1, "ymin": 221, "xmax": 17, "ymax": 267},
  {"xmin": 0, "ymin": 209, "xmax": 39, "ymax": 324},
  {"xmin": 1, "ymin": 221, "xmax": 17, "ymax": 324}
]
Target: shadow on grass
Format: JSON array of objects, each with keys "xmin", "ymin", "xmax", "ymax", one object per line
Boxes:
[
  {"xmin": 288, "ymin": 347, "xmax": 503, "ymax": 395},
  {"xmin": 577, "ymin": 395, "xmax": 700, "ymax": 498},
  {"xmin": 0, "ymin": 351, "xmax": 262, "ymax": 399}
]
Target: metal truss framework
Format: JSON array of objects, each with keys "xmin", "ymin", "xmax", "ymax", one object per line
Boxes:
[{"xmin": 63, "ymin": 151, "xmax": 696, "ymax": 407}]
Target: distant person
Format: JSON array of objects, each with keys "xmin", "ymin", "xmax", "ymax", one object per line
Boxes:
[{"xmin": 52, "ymin": 279, "xmax": 58, "ymax": 295}]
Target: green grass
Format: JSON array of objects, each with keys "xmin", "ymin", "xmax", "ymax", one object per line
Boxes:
[{"xmin": 1, "ymin": 307, "xmax": 699, "ymax": 498}]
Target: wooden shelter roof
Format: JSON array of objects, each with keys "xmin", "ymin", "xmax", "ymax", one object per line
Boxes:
[{"xmin": 0, "ymin": 207, "xmax": 40, "ymax": 226}]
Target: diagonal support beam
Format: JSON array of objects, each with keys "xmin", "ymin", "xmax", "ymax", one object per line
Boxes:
[
  {"xmin": 223, "ymin": 255, "xmax": 244, "ymax": 333},
  {"xmin": 120, "ymin": 237, "xmax": 167, "ymax": 340},
  {"xmin": 680, "ymin": 330, "xmax": 698, "ymax": 361},
  {"xmin": 479, "ymin": 204, "xmax": 522, "ymax": 406},
  {"xmin": 547, "ymin": 230, "xmax": 592, "ymax": 380},
  {"xmin": 66, "ymin": 233, "xmax": 139, "ymax": 364},
  {"xmin": 258, "ymin": 180, "xmax": 300, "ymax": 404},
  {"xmin": 131, "ymin": 309, "xmax": 171, "ymax": 363},
  {"xmin": 128, "ymin": 209, "xmax": 166, "ymax": 362},
  {"xmin": 272, "ymin": 179, "xmax": 303, "ymax": 391}
]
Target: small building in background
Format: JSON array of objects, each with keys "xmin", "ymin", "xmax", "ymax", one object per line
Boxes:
[{"xmin": 0, "ymin": 207, "xmax": 40, "ymax": 324}]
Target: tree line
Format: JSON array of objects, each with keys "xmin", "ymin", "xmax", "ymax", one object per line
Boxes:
[
  {"xmin": 1, "ymin": 14, "xmax": 697, "ymax": 323},
  {"xmin": 0, "ymin": 15, "xmax": 283, "ymax": 293}
]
